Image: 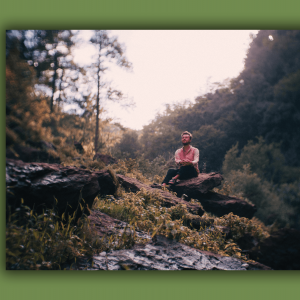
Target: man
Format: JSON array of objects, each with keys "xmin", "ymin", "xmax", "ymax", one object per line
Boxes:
[{"xmin": 162, "ymin": 131, "xmax": 199, "ymax": 186}]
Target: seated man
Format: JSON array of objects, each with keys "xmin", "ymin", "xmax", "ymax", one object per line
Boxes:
[{"xmin": 162, "ymin": 131, "xmax": 200, "ymax": 186}]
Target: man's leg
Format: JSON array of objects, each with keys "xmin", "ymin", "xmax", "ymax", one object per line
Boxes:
[
  {"xmin": 178, "ymin": 165, "xmax": 198, "ymax": 180},
  {"xmin": 162, "ymin": 168, "xmax": 179, "ymax": 185}
]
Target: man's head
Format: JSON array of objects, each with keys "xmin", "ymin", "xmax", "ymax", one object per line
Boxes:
[{"xmin": 181, "ymin": 131, "xmax": 192, "ymax": 145}]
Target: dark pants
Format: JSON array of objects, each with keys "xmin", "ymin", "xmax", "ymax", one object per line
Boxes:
[{"xmin": 162, "ymin": 165, "xmax": 198, "ymax": 184}]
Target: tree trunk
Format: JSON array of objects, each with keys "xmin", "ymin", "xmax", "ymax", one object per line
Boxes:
[
  {"xmin": 50, "ymin": 52, "xmax": 57, "ymax": 113},
  {"xmin": 57, "ymin": 68, "xmax": 64, "ymax": 107},
  {"xmin": 94, "ymin": 35, "xmax": 101, "ymax": 154}
]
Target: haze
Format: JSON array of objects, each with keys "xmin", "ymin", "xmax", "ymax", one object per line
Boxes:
[{"xmin": 73, "ymin": 30, "xmax": 258, "ymax": 130}]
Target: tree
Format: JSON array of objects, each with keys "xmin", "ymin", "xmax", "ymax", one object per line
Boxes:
[
  {"xmin": 6, "ymin": 30, "xmax": 78, "ymax": 113},
  {"xmin": 89, "ymin": 30, "xmax": 132, "ymax": 154},
  {"xmin": 115, "ymin": 130, "xmax": 141, "ymax": 158}
]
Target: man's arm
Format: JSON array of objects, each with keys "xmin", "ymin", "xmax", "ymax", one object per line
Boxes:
[
  {"xmin": 175, "ymin": 149, "xmax": 181, "ymax": 165},
  {"xmin": 191, "ymin": 148, "xmax": 199, "ymax": 165}
]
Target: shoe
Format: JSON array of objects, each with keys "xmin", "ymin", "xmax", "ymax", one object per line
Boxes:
[{"xmin": 168, "ymin": 179, "xmax": 176, "ymax": 185}]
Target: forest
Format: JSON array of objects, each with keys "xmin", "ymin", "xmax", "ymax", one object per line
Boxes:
[{"xmin": 6, "ymin": 30, "xmax": 300, "ymax": 269}]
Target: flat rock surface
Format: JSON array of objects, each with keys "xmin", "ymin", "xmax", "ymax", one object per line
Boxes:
[{"xmin": 86, "ymin": 235, "xmax": 271, "ymax": 270}]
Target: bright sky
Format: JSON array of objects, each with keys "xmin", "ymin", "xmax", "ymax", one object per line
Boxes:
[{"xmin": 72, "ymin": 30, "xmax": 258, "ymax": 130}]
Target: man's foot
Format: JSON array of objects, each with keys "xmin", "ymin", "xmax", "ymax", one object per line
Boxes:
[{"xmin": 168, "ymin": 179, "xmax": 176, "ymax": 185}]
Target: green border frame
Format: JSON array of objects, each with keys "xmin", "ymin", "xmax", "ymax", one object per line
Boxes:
[{"xmin": 2, "ymin": 1, "xmax": 300, "ymax": 300}]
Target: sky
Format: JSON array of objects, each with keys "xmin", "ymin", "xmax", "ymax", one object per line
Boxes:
[{"xmin": 72, "ymin": 30, "xmax": 258, "ymax": 130}]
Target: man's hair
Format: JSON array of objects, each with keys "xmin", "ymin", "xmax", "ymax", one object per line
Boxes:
[{"xmin": 181, "ymin": 131, "xmax": 192, "ymax": 140}]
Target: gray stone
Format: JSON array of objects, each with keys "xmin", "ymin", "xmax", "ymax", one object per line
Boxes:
[{"xmin": 87, "ymin": 235, "xmax": 271, "ymax": 270}]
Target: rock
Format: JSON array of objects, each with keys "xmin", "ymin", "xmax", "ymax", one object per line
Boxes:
[
  {"xmin": 6, "ymin": 159, "xmax": 117, "ymax": 221},
  {"xmin": 6, "ymin": 144, "xmax": 60, "ymax": 163},
  {"xmin": 196, "ymin": 192, "xmax": 257, "ymax": 219},
  {"xmin": 86, "ymin": 235, "xmax": 271, "ymax": 270},
  {"xmin": 74, "ymin": 141, "xmax": 84, "ymax": 154},
  {"xmin": 170, "ymin": 172, "xmax": 223, "ymax": 196},
  {"xmin": 93, "ymin": 153, "xmax": 118, "ymax": 165},
  {"xmin": 249, "ymin": 228, "xmax": 300, "ymax": 270},
  {"xmin": 117, "ymin": 174, "xmax": 205, "ymax": 216}
]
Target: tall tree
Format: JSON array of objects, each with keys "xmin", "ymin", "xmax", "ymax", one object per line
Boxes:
[
  {"xmin": 6, "ymin": 30, "xmax": 77, "ymax": 113},
  {"xmin": 89, "ymin": 30, "xmax": 132, "ymax": 154}
]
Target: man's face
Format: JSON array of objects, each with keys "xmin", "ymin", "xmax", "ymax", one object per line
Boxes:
[{"xmin": 181, "ymin": 134, "xmax": 191, "ymax": 145}]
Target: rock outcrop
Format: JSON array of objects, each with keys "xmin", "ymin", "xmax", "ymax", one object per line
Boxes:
[
  {"xmin": 76, "ymin": 235, "xmax": 271, "ymax": 270},
  {"xmin": 249, "ymin": 228, "xmax": 300, "ymax": 270},
  {"xmin": 6, "ymin": 159, "xmax": 116, "ymax": 220},
  {"xmin": 167, "ymin": 173, "xmax": 256, "ymax": 218},
  {"xmin": 117, "ymin": 174, "xmax": 205, "ymax": 216}
]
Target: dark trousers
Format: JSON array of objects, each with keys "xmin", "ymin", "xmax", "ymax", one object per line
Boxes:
[{"xmin": 162, "ymin": 165, "xmax": 198, "ymax": 184}]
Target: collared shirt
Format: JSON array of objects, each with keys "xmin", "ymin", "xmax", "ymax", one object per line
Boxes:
[{"xmin": 175, "ymin": 145, "xmax": 200, "ymax": 173}]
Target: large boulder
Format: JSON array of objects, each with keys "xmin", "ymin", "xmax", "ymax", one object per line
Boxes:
[
  {"xmin": 170, "ymin": 172, "xmax": 223, "ymax": 196},
  {"xmin": 249, "ymin": 228, "xmax": 300, "ymax": 270},
  {"xmin": 6, "ymin": 159, "xmax": 117, "ymax": 220},
  {"xmin": 116, "ymin": 174, "xmax": 205, "ymax": 216}
]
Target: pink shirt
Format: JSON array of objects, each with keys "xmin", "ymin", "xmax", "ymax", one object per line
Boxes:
[{"xmin": 175, "ymin": 145, "xmax": 200, "ymax": 173}]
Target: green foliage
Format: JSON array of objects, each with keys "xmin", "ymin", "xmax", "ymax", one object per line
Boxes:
[
  {"xmin": 276, "ymin": 180, "xmax": 300, "ymax": 229},
  {"xmin": 220, "ymin": 137, "xmax": 300, "ymax": 228},
  {"xmin": 222, "ymin": 137, "xmax": 300, "ymax": 184}
]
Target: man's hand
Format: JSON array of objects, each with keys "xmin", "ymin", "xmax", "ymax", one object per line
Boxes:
[{"xmin": 180, "ymin": 160, "xmax": 192, "ymax": 166}]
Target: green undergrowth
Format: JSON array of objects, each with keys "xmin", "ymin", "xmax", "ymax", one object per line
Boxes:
[
  {"xmin": 94, "ymin": 188, "xmax": 269, "ymax": 261},
  {"xmin": 6, "ymin": 201, "xmax": 139, "ymax": 270}
]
